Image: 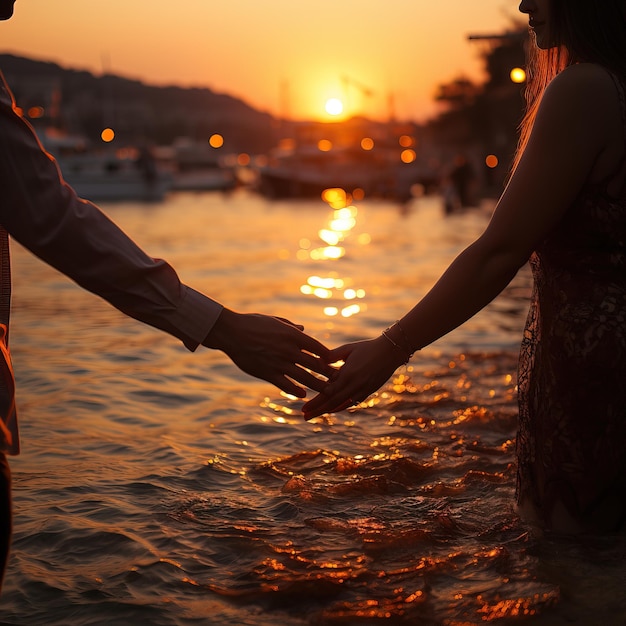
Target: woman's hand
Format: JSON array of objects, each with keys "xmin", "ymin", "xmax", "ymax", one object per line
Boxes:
[
  {"xmin": 302, "ymin": 335, "xmax": 407, "ymax": 419},
  {"xmin": 203, "ymin": 308, "xmax": 335, "ymax": 397}
]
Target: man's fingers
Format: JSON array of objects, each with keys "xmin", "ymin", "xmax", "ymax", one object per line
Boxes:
[
  {"xmin": 273, "ymin": 375, "xmax": 307, "ymax": 398},
  {"xmin": 297, "ymin": 351, "xmax": 337, "ymax": 380},
  {"xmin": 298, "ymin": 335, "xmax": 332, "ymax": 361},
  {"xmin": 275, "ymin": 316, "xmax": 305, "ymax": 331},
  {"xmin": 286, "ymin": 364, "xmax": 328, "ymax": 392}
]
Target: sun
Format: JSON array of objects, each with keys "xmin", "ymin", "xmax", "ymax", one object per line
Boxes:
[{"xmin": 325, "ymin": 98, "xmax": 344, "ymax": 116}]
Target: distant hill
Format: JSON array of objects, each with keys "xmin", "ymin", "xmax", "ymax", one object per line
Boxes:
[{"xmin": 0, "ymin": 53, "xmax": 279, "ymax": 153}]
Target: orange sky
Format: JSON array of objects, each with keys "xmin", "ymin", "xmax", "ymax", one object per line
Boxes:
[{"xmin": 0, "ymin": 1, "xmax": 523, "ymax": 121}]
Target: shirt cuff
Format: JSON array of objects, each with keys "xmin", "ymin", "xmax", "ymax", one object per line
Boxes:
[{"xmin": 174, "ymin": 286, "xmax": 223, "ymax": 351}]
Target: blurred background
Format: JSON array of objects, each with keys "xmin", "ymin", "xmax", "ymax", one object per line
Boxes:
[{"xmin": 1, "ymin": 0, "xmax": 528, "ymax": 205}]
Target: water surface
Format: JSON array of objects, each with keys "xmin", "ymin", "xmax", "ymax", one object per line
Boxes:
[{"xmin": 3, "ymin": 190, "xmax": 625, "ymax": 625}]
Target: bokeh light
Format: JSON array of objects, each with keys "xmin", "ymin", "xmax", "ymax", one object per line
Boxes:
[
  {"xmin": 101, "ymin": 127, "xmax": 115, "ymax": 142},
  {"xmin": 321, "ymin": 188, "xmax": 347, "ymax": 208},
  {"xmin": 360, "ymin": 137, "xmax": 374, "ymax": 151},
  {"xmin": 401, "ymin": 149, "xmax": 417, "ymax": 164},
  {"xmin": 485, "ymin": 154, "xmax": 499, "ymax": 169},
  {"xmin": 209, "ymin": 133, "xmax": 224, "ymax": 148},
  {"xmin": 510, "ymin": 67, "xmax": 526, "ymax": 83},
  {"xmin": 27, "ymin": 106, "xmax": 44, "ymax": 118}
]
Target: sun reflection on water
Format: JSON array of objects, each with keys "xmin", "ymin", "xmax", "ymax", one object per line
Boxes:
[{"xmin": 298, "ymin": 187, "xmax": 370, "ymax": 320}]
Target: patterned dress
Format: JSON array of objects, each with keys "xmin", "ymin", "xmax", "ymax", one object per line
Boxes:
[{"xmin": 516, "ymin": 71, "xmax": 626, "ymax": 532}]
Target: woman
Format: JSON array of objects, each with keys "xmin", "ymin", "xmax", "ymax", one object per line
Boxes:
[{"xmin": 304, "ymin": 0, "xmax": 626, "ymax": 534}]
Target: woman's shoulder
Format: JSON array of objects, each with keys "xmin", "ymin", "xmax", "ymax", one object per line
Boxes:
[
  {"xmin": 546, "ymin": 63, "xmax": 619, "ymax": 102},
  {"xmin": 538, "ymin": 64, "xmax": 622, "ymax": 128},
  {"xmin": 542, "ymin": 64, "xmax": 625, "ymax": 189}
]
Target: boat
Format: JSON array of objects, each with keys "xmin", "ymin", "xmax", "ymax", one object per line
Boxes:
[
  {"xmin": 154, "ymin": 138, "xmax": 237, "ymax": 192},
  {"xmin": 254, "ymin": 119, "xmax": 439, "ymax": 202},
  {"xmin": 43, "ymin": 131, "xmax": 172, "ymax": 202}
]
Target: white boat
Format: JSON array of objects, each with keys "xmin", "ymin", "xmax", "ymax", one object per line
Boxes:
[
  {"xmin": 155, "ymin": 138, "xmax": 237, "ymax": 192},
  {"xmin": 43, "ymin": 131, "xmax": 172, "ymax": 202},
  {"xmin": 57, "ymin": 151, "xmax": 172, "ymax": 202}
]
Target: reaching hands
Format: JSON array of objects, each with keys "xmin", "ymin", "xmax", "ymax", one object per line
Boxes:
[
  {"xmin": 302, "ymin": 334, "xmax": 409, "ymax": 419},
  {"xmin": 204, "ymin": 309, "xmax": 414, "ymax": 412},
  {"xmin": 203, "ymin": 308, "xmax": 335, "ymax": 397}
]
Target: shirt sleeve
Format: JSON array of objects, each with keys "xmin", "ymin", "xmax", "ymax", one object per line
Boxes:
[{"xmin": 0, "ymin": 74, "xmax": 223, "ymax": 351}]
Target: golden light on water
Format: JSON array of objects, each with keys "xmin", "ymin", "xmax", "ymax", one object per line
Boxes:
[
  {"xmin": 322, "ymin": 188, "xmax": 348, "ymax": 208},
  {"xmin": 330, "ymin": 214, "xmax": 356, "ymax": 232},
  {"xmin": 297, "ymin": 187, "xmax": 370, "ymax": 318},
  {"xmin": 510, "ymin": 67, "xmax": 527, "ymax": 83},
  {"xmin": 308, "ymin": 276, "xmax": 344, "ymax": 289},
  {"xmin": 344, "ymin": 288, "xmax": 365, "ymax": 299},
  {"xmin": 319, "ymin": 229, "xmax": 341, "ymax": 245},
  {"xmin": 314, "ymin": 287, "xmax": 333, "ymax": 299},
  {"xmin": 341, "ymin": 304, "xmax": 362, "ymax": 317},
  {"xmin": 316, "ymin": 246, "xmax": 344, "ymax": 260},
  {"xmin": 336, "ymin": 206, "xmax": 357, "ymax": 218}
]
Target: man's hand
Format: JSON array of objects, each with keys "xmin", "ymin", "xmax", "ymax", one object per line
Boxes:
[{"xmin": 203, "ymin": 308, "xmax": 335, "ymax": 397}]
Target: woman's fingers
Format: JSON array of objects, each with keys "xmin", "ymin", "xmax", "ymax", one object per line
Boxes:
[
  {"xmin": 302, "ymin": 395, "xmax": 350, "ymax": 419},
  {"xmin": 272, "ymin": 375, "xmax": 307, "ymax": 398},
  {"xmin": 301, "ymin": 338, "xmax": 405, "ymax": 418},
  {"xmin": 302, "ymin": 379, "xmax": 360, "ymax": 418}
]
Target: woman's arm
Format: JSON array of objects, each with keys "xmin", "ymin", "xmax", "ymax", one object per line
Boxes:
[{"xmin": 303, "ymin": 63, "xmax": 620, "ymax": 418}]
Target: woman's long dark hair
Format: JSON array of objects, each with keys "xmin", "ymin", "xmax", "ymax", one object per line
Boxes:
[{"xmin": 514, "ymin": 0, "xmax": 626, "ymax": 169}]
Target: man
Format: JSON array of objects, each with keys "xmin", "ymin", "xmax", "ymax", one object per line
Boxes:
[{"xmin": 0, "ymin": 0, "xmax": 331, "ymax": 587}]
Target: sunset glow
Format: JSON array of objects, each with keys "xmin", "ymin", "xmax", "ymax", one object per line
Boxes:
[
  {"xmin": 325, "ymin": 98, "xmax": 344, "ymax": 116},
  {"xmin": 1, "ymin": 1, "xmax": 518, "ymax": 122}
]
